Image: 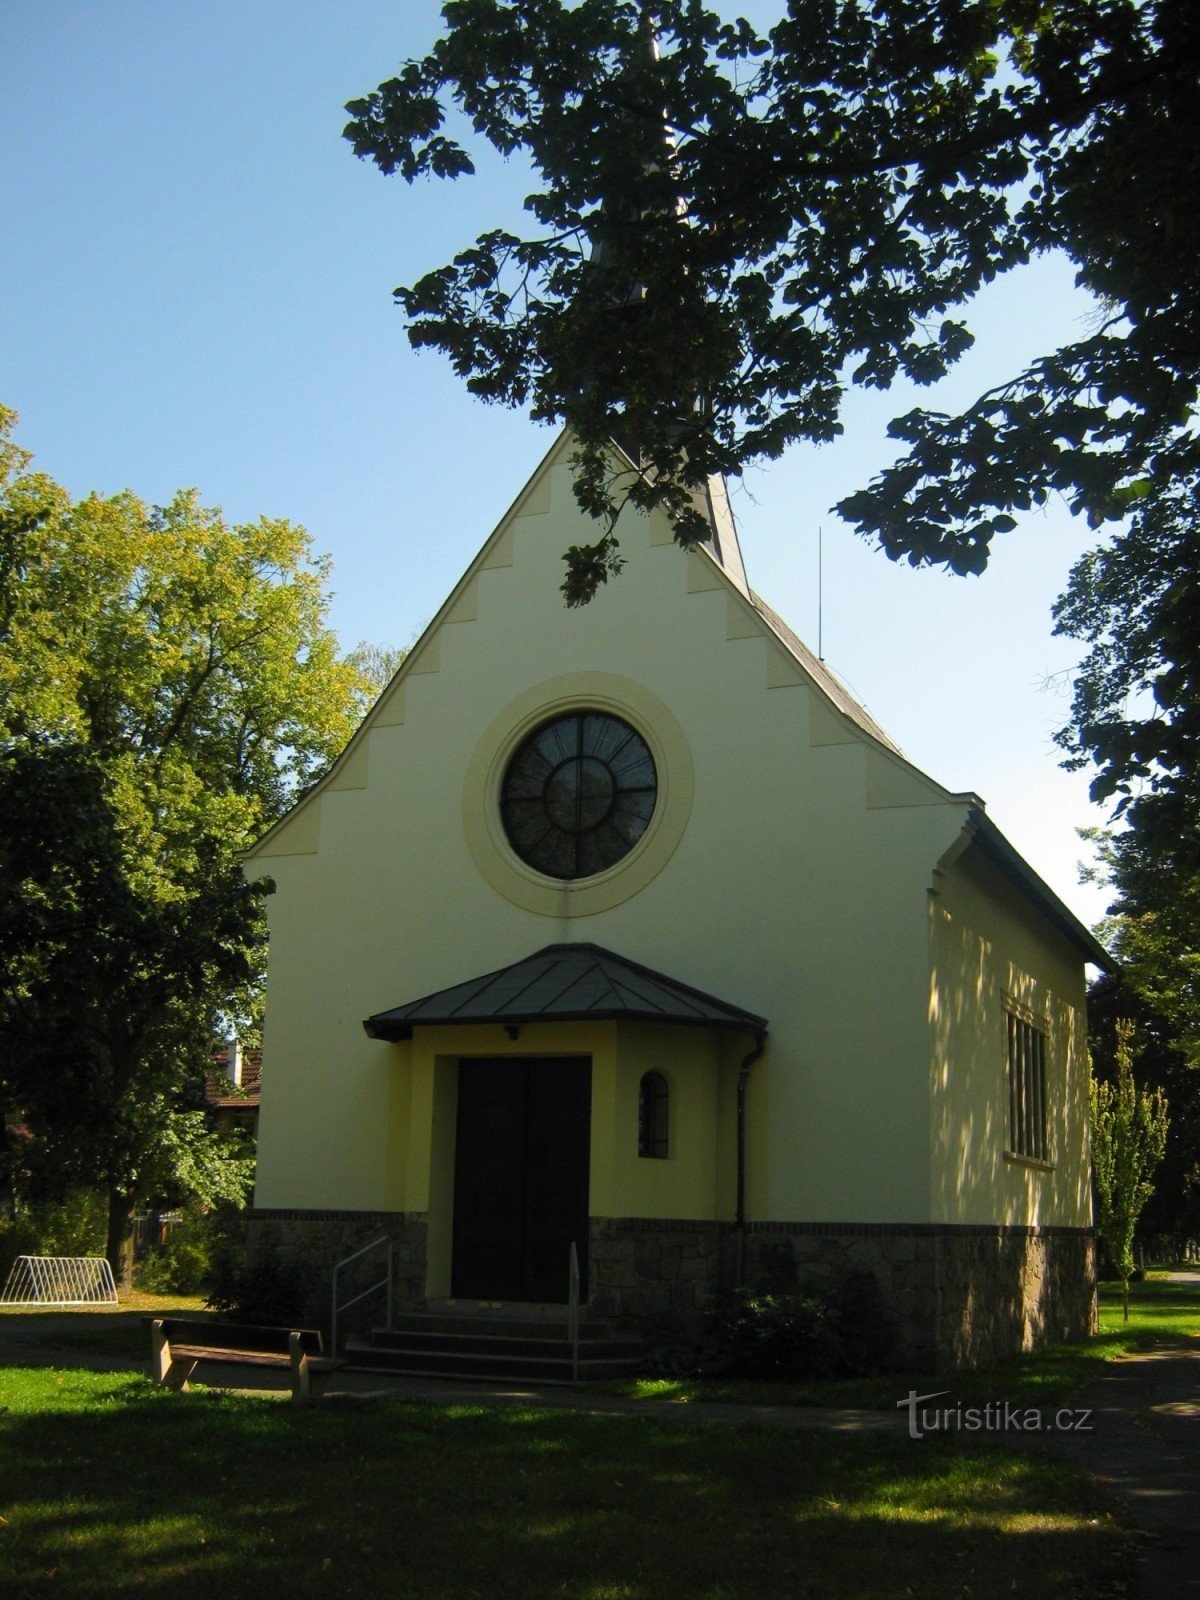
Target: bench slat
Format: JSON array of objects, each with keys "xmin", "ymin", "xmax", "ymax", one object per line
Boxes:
[
  {"xmin": 144, "ymin": 1317, "xmax": 325, "ymax": 1357},
  {"xmin": 168, "ymin": 1345, "xmax": 338, "ymax": 1373}
]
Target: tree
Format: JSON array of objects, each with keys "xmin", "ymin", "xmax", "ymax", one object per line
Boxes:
[
  {"xmin": 1053, "ymin": 484, "xmax": 1200, "ymax": 997},
  {"xmin": 0, "ymin": 408, "xmax": 368, "ymax": 1282},
  {"xmin": 1090, "ymin": 1019, "xmax": 1169, "ymax": 1320},
  {"xmin": 1082, "ymin": 829, "xmax": 1200, "ymax": 1063},
  {"xmin": 346, "ymin": 640, "xmax": 410, "ymax": 705},
  {"xmin": 345, "ymin": 0, "xmax": 1198, "ymax": 599},
  {"xmin": 1089, "ymin": 969, "xmax": 1200, "ymax": 1259},
  {"xmin": 0, "ymin": 744, "xmax": 259, "ymax": 1275}
]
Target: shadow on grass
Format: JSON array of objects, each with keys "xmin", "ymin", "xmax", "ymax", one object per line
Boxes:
[
  {"xmin": 0, "ymin": 1304, "xmax": 214, "ymax": 1363},
  {"xmin": 0, "ymin": 1369, "xmax": 1129, "ymax": 1600}
]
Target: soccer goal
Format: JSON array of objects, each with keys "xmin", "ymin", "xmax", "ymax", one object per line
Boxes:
[{"xmin": 0, "ymin": 1255, "xmax": 118, "ymax": 1308}]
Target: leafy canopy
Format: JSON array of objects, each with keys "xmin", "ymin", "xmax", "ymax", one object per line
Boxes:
[
  {"xmin": 0, "ymin": 407, "xmax": 368, "ymax": 1272},
  {"xmin": 345, "ymin": 0, "xmax": 1199, "ymax": 601}
]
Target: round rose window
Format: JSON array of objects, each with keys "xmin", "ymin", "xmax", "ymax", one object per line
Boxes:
[{"xmin": 499, "ymin": 711, "xmax": 658, "ymax": 880}]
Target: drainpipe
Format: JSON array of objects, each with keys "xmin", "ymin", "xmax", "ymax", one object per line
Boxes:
[{"xmin": 735, "ymin": 1032, "xmax": 767, "ymax": 1287}]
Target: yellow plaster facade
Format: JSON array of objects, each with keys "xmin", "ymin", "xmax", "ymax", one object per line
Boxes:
[
  {"xmin": 245, "ymin": 430, "xmax": 1102, "ymax": 1353},
  {"xmin": 929, "ymin": 845, "xmax": 1092, "ymax": 1228}
]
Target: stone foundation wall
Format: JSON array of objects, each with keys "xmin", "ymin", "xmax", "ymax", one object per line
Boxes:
[
  {"xmin": 735, "ymin": 1223, "xmax": 941, "ymax": 1368},
  {"xmin": 586, "ymin": 1217, "xmax": 1096, "ymax": 1370},
  {"xmin": 245, "ymin": 1209, "xmax": 1094, "ymax": 1369},
  {"xmin": 932, "ymin": 1226, "xmax": 1097, "ymax": 1370},
  {"xmin": 589, "ymin": 1218, "xmax": 724, "ymax": 1342},
  {"xmin": 246, "ymin": 1209, "xmax": 428, "ymax": 1336}
]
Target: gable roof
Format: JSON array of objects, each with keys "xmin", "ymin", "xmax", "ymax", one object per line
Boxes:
[
  {"xmin": 363, "ymin": 942, "xmax": 768, "ymax": 1041},
  {"xmin": 241, "ymin": 429, "xmax": 1105, "ymax": 975},
  {"xmin": 965, "ymin": 808, "xmax": 1115, "ymax": 972},
  {"xmin": 749, "ymin": 590, "xmax": 903, "ymax": 755}
]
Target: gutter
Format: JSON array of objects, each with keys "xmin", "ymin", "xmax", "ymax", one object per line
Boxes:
[{"xmin": 735, "ymin": 1031, "xmax": 767, "ymax": 1286}]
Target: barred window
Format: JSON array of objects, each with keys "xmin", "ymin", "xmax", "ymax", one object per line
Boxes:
[
  {"xmin": 1007, "ymin": 1011, "xmax": 1048, "ymax": 1163},
  {"xmin": 638, "ymin": 1071, "xmax": 669, "ymax": 1159}
]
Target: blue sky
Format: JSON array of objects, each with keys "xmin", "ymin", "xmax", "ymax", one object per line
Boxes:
[{"xmin": 2, "ymin": 1, "xmax": 1117, "ymax": 931}]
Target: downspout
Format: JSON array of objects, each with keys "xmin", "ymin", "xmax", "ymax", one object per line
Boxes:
[{"xmin": 735, "ymin": 1031, "xmax": 767, "ymax": 1287}]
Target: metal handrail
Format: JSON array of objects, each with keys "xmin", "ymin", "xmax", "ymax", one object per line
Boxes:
[
  {"xmin": 331, "ymin": 1234, "xmax": 393, "ymax": 1355},
  {"xmin": 568, "ymin": 1240, "xmax": 581, "ymax": 1383}
]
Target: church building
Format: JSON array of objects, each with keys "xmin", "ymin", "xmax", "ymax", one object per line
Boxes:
[{"xmin": 243, "ymin": 431, "xmax": 1108, "ymax": 1370}]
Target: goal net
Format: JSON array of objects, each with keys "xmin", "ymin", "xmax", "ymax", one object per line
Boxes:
[{"xmin": 0, "ymin": 1255, "xmax": 118, "ymax": 1308}]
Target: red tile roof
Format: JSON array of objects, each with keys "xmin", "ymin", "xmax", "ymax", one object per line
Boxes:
[{"xmin": 204, "ymin": 1045, "xmax": 262, "ymax": 1108}]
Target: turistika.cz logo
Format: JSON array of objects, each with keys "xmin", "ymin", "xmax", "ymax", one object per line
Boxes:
[{"xmin": 897, "ymin": 1390, "xmax": 1094, "ymax": 1441}]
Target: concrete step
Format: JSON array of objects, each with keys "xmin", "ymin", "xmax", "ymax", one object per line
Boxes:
[
  {"xmin": 344, "ymin": 1339, "xmax": 642, "ymax": 1382},
  {"xmin": 384, "ymin": 1310, "xmax": 615, "ymax": 1342},
  {"xmin": 367, "ymin": 1326, "xmax": 643, "ymax": 1361}
]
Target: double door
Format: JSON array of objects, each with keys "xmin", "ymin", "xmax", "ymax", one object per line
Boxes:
[{"xmin": 451, "ymin": 1057, "xmax": 591, "ymax": 1303}]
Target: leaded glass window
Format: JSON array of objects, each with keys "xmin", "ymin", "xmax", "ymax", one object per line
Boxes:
[{"xmin": 500, "ymin": 712, "xmax": 657, "ymax": 880}]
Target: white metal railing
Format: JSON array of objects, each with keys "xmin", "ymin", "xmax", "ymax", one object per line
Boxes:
[
  {"xmin": 331, "ymin": 1235, "xmax": 393, "ymax": 1355},
  {"xmin": 568, "ymin": 1240, "xmax": 581, "ymax": 1383}
]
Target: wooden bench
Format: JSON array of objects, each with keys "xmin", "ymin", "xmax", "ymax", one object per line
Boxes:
[{"xmin": 147, "ymin": 1317, "xmax": 340, "ymax": 1403}]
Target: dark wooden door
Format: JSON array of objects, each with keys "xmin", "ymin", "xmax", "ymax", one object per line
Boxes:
[{"xmin": 451, "ymin": 1057, "xmax": 591, "ymax": 1303}]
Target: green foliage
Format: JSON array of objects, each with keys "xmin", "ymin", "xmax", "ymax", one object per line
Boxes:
[
  {"xmin": 135, "ymin": 1206, "xmax": 240, "ymax": 1297},
  {"xmin": 344, "ymin": 640, "xmax": 409, "ymax": 706},
  {"xmin": 699, "ymin": 1273, "xmax": 895, "ymax": 1381},
  {"xmin": 1090, "ymin": 1020, "xmax": 1170, "ymax": 1315},
  {"xmin": 1089, "ymin": 969, "xmax": 1200, "ymax": 1252},
  {"xmin": 135, "ymin": 1231, "xmax": 210, "ymax": 1297},
  {"xmin": 0, "ymin": 1187, "xmax": 108, "ymax": 1280},
  {"xmin": 346, "ymin": 2, "xmax": 1198, "ymax": 596},
  {"xmin": 704, "ymin": 1287, "xmax": 839, "ymax": 1380},
  {"xmin": 0, "ymin": 408, "xmax": 371, "ymax": 1275},
  {"xmin": 1055, "ymin": 475, "xmax": 1200, "ymax": 1006},
  {"xmin": 201, "ymin": 1213, "xmax": 309, "ymax": 1325}
]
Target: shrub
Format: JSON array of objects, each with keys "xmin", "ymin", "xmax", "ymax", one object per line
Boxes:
[
  {"xmin": 693, "ymin": 1273, "xmax": 897, "ymax": 1383},
  {"xmin": 135, "ymin": 1210, "xmax": 221, "ymax": 1296},
  {"xmin": 203, "ymin": 1213, "xmax": 308, "ymax": 1325},
  {"xmin": 0, "ymin": 1188, "xmax": 108, "ymax": 1282},
  {"xmin": 702, "ymin": 1288, "xmax": 841, "ymax": 1381}
]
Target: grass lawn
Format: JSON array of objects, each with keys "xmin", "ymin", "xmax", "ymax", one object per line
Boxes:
[
  {"xmin": 0, "ymin": 1292, "xmax": 209, "ymax": 1360},
  {"xmin": 0, "ymin": 1366, "xmax": 1128, "ymax": 1600},
  {"xmin": 610, "ymin": 1274, "xmax": 1200, "ymax": 1411}
]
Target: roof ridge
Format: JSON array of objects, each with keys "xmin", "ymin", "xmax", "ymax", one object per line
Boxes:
[
  {"xmin": 748, "ymin": 589, "xmax": 903, "ymax": 755},
  {"xmin": 363, "ymin": 943, "xmax": 767, "ymax": 1041}
]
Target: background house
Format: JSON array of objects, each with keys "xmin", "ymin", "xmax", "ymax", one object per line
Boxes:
[
  {"xmin": 204, "ymin": 1041, "xmax": 262, "ymax": 1141},
  {"xmin": 243, "ymin": 433, "xmax": 1109, "ymax": 1368}
]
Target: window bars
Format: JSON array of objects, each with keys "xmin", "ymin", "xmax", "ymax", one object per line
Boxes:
[
  {"xmin": 1007, "ymin": 1012, "xmax": 1048, "ymax": 1163},
  {"xmin": 0, "ymin": 1255, "xmax": 118, "ymax": 1308}
]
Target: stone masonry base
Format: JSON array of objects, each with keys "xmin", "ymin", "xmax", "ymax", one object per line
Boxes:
[
  {"xmin": 590, "ymin": 1218, "xmax": 1096, "ymax": 1370},
  {"xmin": 246, "ymin": 1209, "xmax": 427, "ymax": 1338},
  {"xmin": 247, "ymin": 1209, "xmax": 1095, "ymax": 1371}
]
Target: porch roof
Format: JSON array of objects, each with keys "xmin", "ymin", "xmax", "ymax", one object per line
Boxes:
[{"xmin": 363, "ymin": 943, "xmax": 768, "ymax": 1042}]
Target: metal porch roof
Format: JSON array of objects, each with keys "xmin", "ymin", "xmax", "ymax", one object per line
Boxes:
[{"xmin": 363, "ymin": 943, "xmax": 768, "ymax": 1042}]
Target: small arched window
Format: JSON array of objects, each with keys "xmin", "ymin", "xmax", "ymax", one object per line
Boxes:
[{"xmin": 638, "ymin": 1071, "xmax": 669, "ymax": 1159}]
